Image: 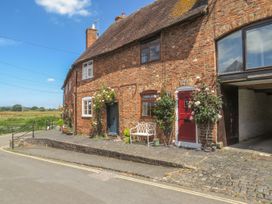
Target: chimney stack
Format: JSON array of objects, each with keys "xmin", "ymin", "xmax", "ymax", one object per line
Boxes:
[
  {"xmin": 115, "ymin": 12, "xmax": 126, "ymax": 22},
  {"xmin": 86, "ymin": 24, "xmax": 98, "ymax": 49}
]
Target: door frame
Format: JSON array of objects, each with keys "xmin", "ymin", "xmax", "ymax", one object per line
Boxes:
[
  {"xmin": 106, "ymin": 102, "xmax": 119, "ymax": 135},
  {"xmin": 175, "ymin": 86, "xmax": 201, "ymax": 149}
]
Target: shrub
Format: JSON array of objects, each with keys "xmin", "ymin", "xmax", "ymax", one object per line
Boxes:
[
  {"xmin": 56, "ymin": 119, "xmax": 64, "ymax": 127},
  {"xmin": 153, "ymin": 91, "xmax": 176, "ymax": 145}
]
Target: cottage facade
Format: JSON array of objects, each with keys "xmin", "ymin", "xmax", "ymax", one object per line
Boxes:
[{"xmin": 63, "ymin": 0, "xmax": 272, "ymax": 148}]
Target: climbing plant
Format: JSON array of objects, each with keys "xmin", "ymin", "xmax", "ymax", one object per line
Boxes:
[
  {"xmin": 189, "ymin": 78, "xmax": 223, "ymax": 149},
  {"xmin": 91, "ymin": 86, "xmax": 116, "ymax": 136}
]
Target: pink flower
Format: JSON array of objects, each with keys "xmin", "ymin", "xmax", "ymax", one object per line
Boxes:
[
  {"xmin": 191, "ymin": 111, "xmax": 195, "ymax": 116},
  {"xmin": 189, "ymin": 116, "xmax": 194, "ymax": 121}
]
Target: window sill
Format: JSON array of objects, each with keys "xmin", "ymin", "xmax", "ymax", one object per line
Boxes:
[
  {"xmin": 81, "ymin": 77, "xmax": 94, "ymax": 82},
  {"xmin": 141, "ymin": 59, "xmax": 161, "ymax": 65},
  {"xmin": 141, "ymin": 116, "xmax": 155, "ymax": 120},
  {"xmin": 82, "ymin": 115, "xmax": 92, "ymax": 118},
  {"xmin": 218, "ymin": 66, "xmax": 272, "ymax": 76}
]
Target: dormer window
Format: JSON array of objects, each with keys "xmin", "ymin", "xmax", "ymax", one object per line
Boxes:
[
  {"xmin": 141, "ymin": 37, "xmax": 160, "ymax": 64},
  {"xmin": 82, "ymin": 60, "xmax": 93, "ymax": 80}
]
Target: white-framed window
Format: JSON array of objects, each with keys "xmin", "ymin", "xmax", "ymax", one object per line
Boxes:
[
  {"xmin": 82, "ymin": 97, "xmax": 92, "ymax": 117},
  {"xmin": 82, "ymin": 60, "xmax": 93, "ymax": 80}
]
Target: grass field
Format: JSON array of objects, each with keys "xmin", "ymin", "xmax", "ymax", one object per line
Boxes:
[{"xmin": 0, "ymin": 111, "xmax": 61, "ymax": 135}]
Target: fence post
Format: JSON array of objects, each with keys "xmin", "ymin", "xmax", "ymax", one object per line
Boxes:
[
  {"xmin": 11, "ymin": 133, "xmax": 14, "ymax": 149},
  {"xmin": 32, "ymin": 122, "xmax": 35, "ymax": 138}
]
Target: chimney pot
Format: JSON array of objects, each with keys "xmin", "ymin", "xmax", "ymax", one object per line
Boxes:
[{"xmin": 115, "ymin": 12, "xmax": 126, "ymax": 22}]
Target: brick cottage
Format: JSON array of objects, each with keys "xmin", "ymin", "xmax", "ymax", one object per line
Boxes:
[{"xmin": 63, "ymin": 0, "xmax": 272, "ymax": 148}]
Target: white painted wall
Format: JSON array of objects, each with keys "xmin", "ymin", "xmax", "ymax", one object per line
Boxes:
[{"xmin": 239, "ymin": 89, "xmax": 272, "ymax": 142}]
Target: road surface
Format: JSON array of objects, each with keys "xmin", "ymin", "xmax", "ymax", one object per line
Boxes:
[{"xmin": 0, "ymin": 135, "xmax": 244, "ymax": 204}]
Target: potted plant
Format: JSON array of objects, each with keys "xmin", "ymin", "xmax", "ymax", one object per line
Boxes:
[
  {"xmin": 123, "ymin": 128, "xmax": 130, "ymax": 144},
  {"xmin": 153, "ymin": 138, "xmax": 160, "ymax": 146}
]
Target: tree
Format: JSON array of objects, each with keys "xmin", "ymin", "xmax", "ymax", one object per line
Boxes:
[
  {"xmin": 39, "ymin": 107, "xmax": 46, "ymax": 112},
  {"xmin": 12, "ymin": 104, "xmax": 23, "ymax": 112},
  {"xmin": 31, "ymin": 106, "xmax": 39, "ymax": 110}
]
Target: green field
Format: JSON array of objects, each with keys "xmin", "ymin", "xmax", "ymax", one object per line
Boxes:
[{"xmin": 0, "ymin": 111, "xmax": 61, "ymax": 135}]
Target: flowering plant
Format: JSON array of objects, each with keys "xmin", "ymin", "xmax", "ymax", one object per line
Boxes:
[
  {"xmin": 190, "ymin": 81, "xmax": 222, "ymax": 124},
  {"xmin": 91, "ymin": 86, "xmax": 116, "ymax": 137},
  {"xmin": 93, "ymin": 87, "xmax": 116, "ymax": 112},
  {"xmin": 189, "ymin": 78, "xmax": 223, "ymax": 149}
]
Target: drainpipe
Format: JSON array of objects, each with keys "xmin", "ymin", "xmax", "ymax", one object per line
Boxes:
[{"xmin": 73, "ymin": 69, "xmax": 78, "ymax": 135}]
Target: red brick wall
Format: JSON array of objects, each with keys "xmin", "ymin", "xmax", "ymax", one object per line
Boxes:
[{"xmin": 65, "ymin": 0, "xmax": 272, "ymax": 142}]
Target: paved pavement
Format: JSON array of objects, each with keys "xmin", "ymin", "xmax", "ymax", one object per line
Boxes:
[
  {"xmin": 229, "ymin": 136, "xmax": 272, "ymax": 154},
  {"xmin": 14, "ymin": 145, "xmax": 178, "ymax": 179},
  {"xmin": 0, "ymin": 135, "xmax": 240, "ymax": 204}
]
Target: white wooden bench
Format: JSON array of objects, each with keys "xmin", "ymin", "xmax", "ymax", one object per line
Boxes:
[{"xmin": 130, "ymin": 122, "xmax": 156, "ymax": 147}]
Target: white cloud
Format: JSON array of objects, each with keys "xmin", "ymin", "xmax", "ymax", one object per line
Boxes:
[
  {"xmin": 35, "ymin": 0, "xmax": 91, "ymax": 17},
  {"xmin": 247, "ymin": 26, "xmax": 272, "ymax": 54},
  {"xmin": 47, "ymin": 78, "xmax": 55, "ymax": 82},
  {"xmin": 0, "ymin": 38, "xmax": 19, "ymax": 47}
]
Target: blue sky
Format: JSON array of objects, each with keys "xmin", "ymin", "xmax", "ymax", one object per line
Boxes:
[{"xmin": 0, "ymin": 0, "xmax": 153, "ymax": 108}]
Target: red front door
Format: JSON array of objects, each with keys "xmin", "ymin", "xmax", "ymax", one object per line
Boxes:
[{"xmin": 178, "ymin": 91, "xmax": 196, "ymax": 143}]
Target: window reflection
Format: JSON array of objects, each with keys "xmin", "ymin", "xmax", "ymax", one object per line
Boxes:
[
  {"xmin": 217, "ymin": 31, "xmax": 243, "ymax": 74},
  {"xmin": 246, "ymin": 23, "xmax": 272, "ymax": 69}
]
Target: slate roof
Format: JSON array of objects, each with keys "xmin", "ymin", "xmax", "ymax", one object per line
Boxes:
[{"xmin": 63, "ymin": 0, "xmax": 208, "ymax": 87}]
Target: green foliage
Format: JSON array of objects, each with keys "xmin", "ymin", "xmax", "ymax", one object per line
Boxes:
[
  {"xmin": 12, "ymin": 104, "xmax": 23, "ymax": 112},
  {"xmin": 153, "ymin": 91, "xmax": 175, "ymax": 144},
  {"xmin": 123, "ymin": 128, "xmax": 130, "ymax": 144},
  {"xmin": 31, "ymin": 106, "xmax": 39, "ymax": 111},
  {"xmin": 56, "ymin": 119, "xmax": 64, "ymax": 127},
  {"xmin": 91, "ymin": 86, "xmax": 116, "ymax": 137},
  {"xmin": 190, "ymin": 82, "xmax": 223, "ymax": 125},
  {"xmin": 0, "ymin": 116, "xmax": 60, "ymax": 135}
]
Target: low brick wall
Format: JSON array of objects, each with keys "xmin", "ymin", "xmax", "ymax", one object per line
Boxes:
[{"xmin": 25, "ymin": 138, "xmax": 187, "ymax": 169}]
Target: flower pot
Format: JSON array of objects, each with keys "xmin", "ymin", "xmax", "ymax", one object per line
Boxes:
[{"xmin": 153, "ymin": 139, "xmax": 160, "ymax": 147}]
